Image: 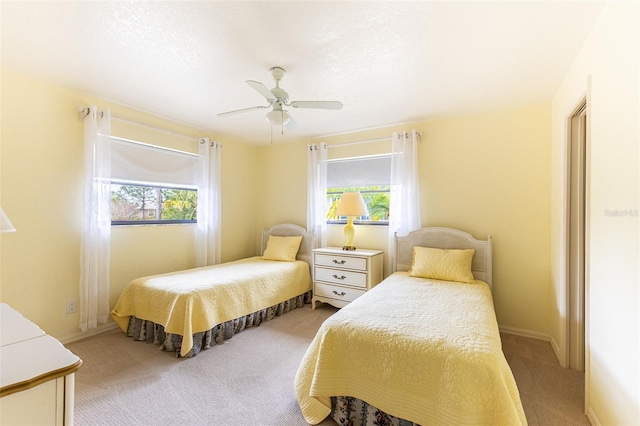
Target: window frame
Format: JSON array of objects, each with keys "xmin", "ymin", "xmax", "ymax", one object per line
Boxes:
[
  {"xmin": 326, "ymin": 189, "xmax": 390, "ymax": 227},
  {"xmin": 110, "ymin": 181, "xmax": 198, "ymax": 226},
  {"xmin": 324, "ymin": 153, "xmax": 392, "ymax": 227}
]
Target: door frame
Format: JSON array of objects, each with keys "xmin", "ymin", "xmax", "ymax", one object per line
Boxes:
[
  {"xmin": 566, "ymin": 99, "xmax": 587, "ymax": 372},
  {"xmin": 563, "ymin": 91, "xmax": 591, "ymax": 414}
]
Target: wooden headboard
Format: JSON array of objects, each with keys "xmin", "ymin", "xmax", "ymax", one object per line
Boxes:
[
  {"xmin": 261, "ymin": 223, "xmax": 314, "ymax": 266},
  {"xmin": 394, "ymin": 227, "xmax": 493, "ymax": 289}
]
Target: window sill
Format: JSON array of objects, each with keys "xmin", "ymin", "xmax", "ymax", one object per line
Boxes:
[
  {"xmin": 327, "ymin": 221, "xmax": 389, "ymax": 227},
  {"xmin": 111, "ymin": 220, "xmax": 196, "ymax": 227}
]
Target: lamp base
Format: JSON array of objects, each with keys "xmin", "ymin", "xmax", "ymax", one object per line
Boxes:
[{"xmin": 342, "ymin": 217, "xmax": 357, "ymax": 251}]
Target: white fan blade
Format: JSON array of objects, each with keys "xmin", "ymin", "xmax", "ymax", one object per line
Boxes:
[
  {"xmin": 246, "ymin": 80, "xmax": 277, "ymax": 101},
  {"xmin": 285, "ymin": 113, "xmax": 298, "ymax": 131},
  {"xmin": 290, "ymin": 100, "xmax": 343, "ymax": 110},
  {"xmin": 217, "ymin": 105, "xmax": 267, "ymax": 117}
]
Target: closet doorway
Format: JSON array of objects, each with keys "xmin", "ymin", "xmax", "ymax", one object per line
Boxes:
[{"xmin": 567, "ymin": 99, "xmax": 587, "ymax": 372}]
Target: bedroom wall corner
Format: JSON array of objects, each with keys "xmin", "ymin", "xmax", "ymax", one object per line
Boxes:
[
  {"xmin": 0, "ymin": 69, "xmax": 260, "ymax": 343},
  {"xmin": 422, "ymin": 103, "xmax": 553, "ymax": 337},
  {"xmin": 254, "ymin": 140, "xmax": 310, "ymax": 254},
  {"xmin": 551, "ymin": 1, "xmax": 640, "ymax": 424},
  {"xmin": 218, "ymin": 137, "xmax": 261, "ymax": 262},
  {"xmin": 1, "ymin": 69, "xmax": 90, "ymax": 339},
  {"xmin": 258, "ymin": 108, "xmax": 553, "ymax": 339}
]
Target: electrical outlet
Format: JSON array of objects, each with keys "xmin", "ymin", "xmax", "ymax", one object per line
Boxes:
[{"xmin": 66, "ymin": 300, "xmax": 77, "ymax": 314}]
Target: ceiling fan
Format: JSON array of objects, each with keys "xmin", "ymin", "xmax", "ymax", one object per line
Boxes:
[{"xmin": 217, "ymin": 66, "xmax": 343, "ymax": 131}]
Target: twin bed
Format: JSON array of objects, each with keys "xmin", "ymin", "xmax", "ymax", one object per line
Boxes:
[
  {"xmin": 111, "ymin": 224, "xmax": 526, "ymax": 425},
  {"xmin": 110, "ymin": 223, "xmax": 313, "ymax": 357},
  {"xmin": 295, "ymin": 227, "xmax": 527, "ymax": 425}
]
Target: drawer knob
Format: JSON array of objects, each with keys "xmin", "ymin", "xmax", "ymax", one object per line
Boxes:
[
  {"xmin": 333, "ymin": 290, "xmax": 347, "ymax": 296},
  {"xmin": 332, "ymin": 274, "xmax": 347, "ymax": 280},
  {"xmin": 332, "ymin": 259, "xmax": 347, "ymax": 265}
]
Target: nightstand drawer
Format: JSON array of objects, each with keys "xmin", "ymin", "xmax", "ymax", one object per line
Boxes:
[
  {"xmin": 315, "ymin": 267, "xmax": 367, "ymax": 288},
  {"xmin": 314, "ymin": 254, "xmax": 367, "ymax": 271},
  {"xmin": 311, "ymin": 247, "xmax": 383, "ymax": 310},
  {"xmin": 314, "ymin": 283, "xmax": 365, "ymax": 303}
]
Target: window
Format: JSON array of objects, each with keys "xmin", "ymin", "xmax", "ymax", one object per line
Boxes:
[
  {"xmin": 326, "ymin": 155, "xmax": 391, "ymax": 225},
  {"xmin": 111, "ymin": 182, "xmax": 197, "ymax": 225},
  {"xmin": 109, "ymin": 136, "xmax": 203, "ymax": 226},
  {"xmin": 326, "ymin": 187, "xmax": 390, "ymax": 224}
]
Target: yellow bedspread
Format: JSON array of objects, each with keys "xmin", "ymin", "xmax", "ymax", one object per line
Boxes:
[
  {"xmin": 295, "ymin": 272, "xmax": 527, "ymax": 425},
  {"xmin": 111, "ymin": 257, "xmax": 311, "ymax": 357}
]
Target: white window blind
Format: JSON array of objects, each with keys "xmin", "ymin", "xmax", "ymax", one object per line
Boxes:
[
  {"xmin": 327, "ymin": 155, "xmax": 391, "ymax": 188},
  {"xmin": 110, "ymin": 137, "xmax": 202, "ymax": 187}
]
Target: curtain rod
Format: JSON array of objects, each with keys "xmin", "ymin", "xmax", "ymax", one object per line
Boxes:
[
  {"xmin": 325, "ymin": 131, "xmax": 422, "ymax": 148},
  {"xmin": 77, "ymin": 106, "xmax": 204, "ymax": 143}
]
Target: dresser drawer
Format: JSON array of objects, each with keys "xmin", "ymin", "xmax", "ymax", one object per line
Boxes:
[
  {"xmin": 311, "ymin": 248, "xmax": 384, "ymax": 310},
  {"xmin": 314, "ymin": 282, "xmax": 365, "ymax": 303},
  {"xmin": 314, "ymin": 254, "xmax": 367, "ymax": 271},
  {"xmin": 315, "ymin": 267, "xmax": 367, "ymax": 288}
]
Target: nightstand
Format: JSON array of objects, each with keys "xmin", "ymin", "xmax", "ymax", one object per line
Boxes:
[{"xmin": 312, "ymin": 247, "xmax": 384, "ymax": 309}]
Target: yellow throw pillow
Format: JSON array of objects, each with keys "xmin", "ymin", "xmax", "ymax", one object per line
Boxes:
[
  {"xmin": 262, "ymin": 235, "xmax": 304, "ymax": 262},
  {"xmin": 409, "ymin": 246, "xmax": 476, "ymax": 284}
]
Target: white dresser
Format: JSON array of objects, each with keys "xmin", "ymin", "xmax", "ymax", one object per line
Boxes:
[
  {"xmin": 312, "ymin": 247, "xmax": 384, "ymax": 309},
  {"xmin": 0, "ymin": 303, "xmax": 82, "ymax": 425}
]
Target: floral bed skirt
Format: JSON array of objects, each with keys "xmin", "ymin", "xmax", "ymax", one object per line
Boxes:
[
  {"xmin": 331, "ymin": 396, "xmax": 419, "ymax": 426},
  {"xmin": 125, "ymin": 290, "xmax": 312, "ymax": 358}
]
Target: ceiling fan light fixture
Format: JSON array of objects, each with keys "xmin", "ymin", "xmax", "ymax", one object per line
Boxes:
[
  {"xmin": 218, "ymin": 66, "xmax": 342, "ymax": 130},
  {"xmin": 265, "ymin": 109, "xmax": 291, "ymax": 126}
]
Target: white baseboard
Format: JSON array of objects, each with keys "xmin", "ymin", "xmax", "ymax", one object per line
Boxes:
[
  {"xmin": 499, "ymin": 326, "xmax": 572, "ymax": 367},
  {"xmin": 58, "ymin": 322, "xmax": 119, "ymax": 345},
  {"xmin": 586, "ymin": 406, "xmax": 600, "ymax": 426},
  {"xmin": 549, "ymin": 335, "xmax": 562, "ymax": 361},
  {"xmin": 548, "ymin": 335, "xmax": 571, "ymax": 368},
  {"xmin": 498, "ymin": 325, "xmax": 550, "ymax": 341}
]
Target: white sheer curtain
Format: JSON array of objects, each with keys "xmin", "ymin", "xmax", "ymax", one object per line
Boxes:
[
  {"xmin": 388, "ymin": 130, "xmax": 421, "ymax": 272},
  {"xmin": 307, "ymin": 143, "xmax": 328, "ymax": 248},
  {"xmin": 196, "ymin": 138, "xmax": 222, "ymax": 266},
  {"xmin": 79, "ymin": 105, "xmax": 112, "ymax": 331}
]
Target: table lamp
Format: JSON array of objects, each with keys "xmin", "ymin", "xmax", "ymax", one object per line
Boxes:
[{"xmin": 336, "ymin": 192, "xmax": 368, "ymax": 251}]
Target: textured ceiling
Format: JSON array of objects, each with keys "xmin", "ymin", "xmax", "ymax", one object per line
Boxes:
[{"xmin": 1, "ymin": 1, "xmax": 604, "ymax": 145}]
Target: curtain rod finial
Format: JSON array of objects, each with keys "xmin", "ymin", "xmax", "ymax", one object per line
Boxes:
[{"xmin": 77, "ymin": 106, "xmax": 91, "ymax": 120}]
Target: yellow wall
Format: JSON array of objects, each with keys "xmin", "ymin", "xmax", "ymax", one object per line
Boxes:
[
  {"xmin": 0, "ymin": 68, "xmax": 554, "ymax": 343},
  {"xmin": 551, "ymin": 1, "xmax": 639, "ymax": 424},
  {"xmin": 423, "ymin": 105, "xmax": 551, "ymax": 333},
  {"xmin": 0, "ymin": 69, "xmax": 259, "ymax": 341},
  {"xmin": 257, "ymin": 103, "xmax": 552, "ymax": 335},
  {"xmin": 254, "ymin": 141, "xmax": 309, "ymax": 242}
]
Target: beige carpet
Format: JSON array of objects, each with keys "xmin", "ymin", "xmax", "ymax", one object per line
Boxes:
[
  {"xmin": 501, "ymin": 333, "xmax": 589, "ymax": 426},
  {"xmin": 67, "ymin": 304, "xmax": 588, "ymax": 425}
]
